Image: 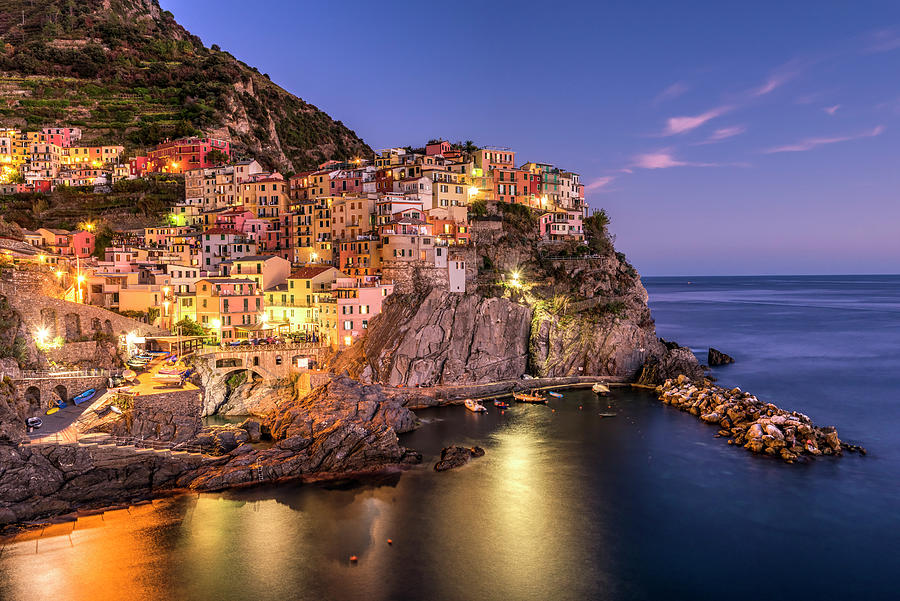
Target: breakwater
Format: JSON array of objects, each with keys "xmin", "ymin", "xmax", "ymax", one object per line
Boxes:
[{"xmin": 656, "ymin": 375, "xmax": 865, "ymax": 462}]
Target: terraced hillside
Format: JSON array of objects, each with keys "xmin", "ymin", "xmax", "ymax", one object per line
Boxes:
[{"xmin": 0, "ymin": 0, "xmax": 372, "ymax": 171}]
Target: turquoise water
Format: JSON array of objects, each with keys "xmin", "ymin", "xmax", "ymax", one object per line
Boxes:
[{"xmin": 0, "ymin": 275, "xmax": 896, "ymax": 600}]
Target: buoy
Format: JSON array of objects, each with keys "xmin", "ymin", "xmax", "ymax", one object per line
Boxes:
[
  {"xmin": 350, "ymin": 555, "xmax": 358, "ymax": 562},
  {"xmin": 551, "ymin": 409, "xmax": 556, "ymax": 413},
  {"xmin": 387, "ymin": 539, "xmax": 393, "ymax": 545}
]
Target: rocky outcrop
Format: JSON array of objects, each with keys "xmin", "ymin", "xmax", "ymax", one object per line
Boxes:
[
  {"xmin": 1, "ymin": 376, "xmax": 422, "ymax": 525},
  {"xmin": 176, "ymin": 375, "xmax": 420, "ymax": 490},
  {"xmin": 335, "ymin": 290, "xmax": 533, "ymax": 387},
  {"xmin": 434, "ymin": 445, "xmax": 485, "ymax": 472},
  {"xmin": 656, "ymin": 375, "xmax": 865, "ymax": 462},
  {"xmin": 708, "ymin": 348, "xmax": 735, "ymax": 366}
]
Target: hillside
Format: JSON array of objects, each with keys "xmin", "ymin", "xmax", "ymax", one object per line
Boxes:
[{"xmin": 0, "ymin": 0, "xmax": 372, "ymax": 171}]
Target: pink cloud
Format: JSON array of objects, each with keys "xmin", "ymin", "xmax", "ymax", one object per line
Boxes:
[
  {"xmin": 584, "ymin": 176, "xmax": 614, "ymax": 191},
  {"xmin": 697, "ymin": 125, "xmax": 746, "ymax": 144},
  {"xmin": 662, "ymin": 106, "xmax": 729, "ymax": 135},
  {"xmin": 751, "ymin": 60, "xmax": 804, "ymax": 97},
  {"xmin": 633, "ymin": 151, "xmax": 687, "ymax": 169},
  {"xmin": 763, "ymin": 125, "xmax": 885, "ymax": 153},
  {"xmin": 824, "ymin": 104, "xmax": 840, "ymax": 116},
  {"xmin": 654, "ymin": 81, "xmax": 689, "ymax": 104}
]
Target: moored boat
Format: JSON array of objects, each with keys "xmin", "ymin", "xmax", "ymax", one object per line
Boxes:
[
  {"xmin": 72, "ymin": 388, "xmax": 97, "ymax": 405},
  {"xmin": 152, "ymin": 373, "xmax": 183, "ymax": 382},
  {"xmin": 464, "ymin": 399, "xmax": 487, "ymax": 412},
  {"xmin": 592, "ymin": 382, "xmax": 610, "ymax": 395},
  {"xmin": 493, "ymin": 400, "xmax": 510, "ymax": 408},
  {"xmin": 513, "ymin": 392, "xmax": 547, "ymax": 403},
  {"xmin": 548, "ymin": 391, "xmax": 563, "ymax": 398}
]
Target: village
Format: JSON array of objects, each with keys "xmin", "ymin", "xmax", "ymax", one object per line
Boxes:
[{"xmin": 0, "ymin": 129, "xmax": 588, "ymax": 352}]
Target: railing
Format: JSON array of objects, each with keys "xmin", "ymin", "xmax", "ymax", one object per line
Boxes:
[
  {"xmin": 26, "ymin": 433, "xmax": 208, "ymax": 455},
  {"xmin": 200, "ymin": 342, "xmax": 328, "ymax": 356},
  {"xmin": 14, "ymin": 368, "xmax": 117, "ymax": 380}
]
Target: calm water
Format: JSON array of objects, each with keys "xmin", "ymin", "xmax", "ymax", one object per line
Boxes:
[{"xmin": 2, "ymin": 275, "xmax": 898, "ymax": 601}]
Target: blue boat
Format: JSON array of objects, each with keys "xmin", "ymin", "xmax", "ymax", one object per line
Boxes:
[
  {"xmin": 548, "ymin": 391, "xmax": 563, "ymax": 398},
  {"xmin": 54, "ymin": 399, "xmax": 67, "ymax": 409},
  {"xmin": 72, "ymin": 388, "xmax": 97, "ymax": 406}
]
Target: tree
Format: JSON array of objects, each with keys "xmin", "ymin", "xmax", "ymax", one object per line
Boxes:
[
  {"xmin": 175, "ymin": 317, "xmax": 207, "ymax": 337},
  {"xmin": 206, "ymin": 148, "xmax": 229, "ymax": 166}
]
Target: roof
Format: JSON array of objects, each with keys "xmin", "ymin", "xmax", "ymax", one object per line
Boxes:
[
  {"xmin": 232, "ymin": 255, "xmax": 280, "ymax": 262},
  {"xmin": 203, "ymin": 227, "xmax": 243, "ymax": 235},
  {"xmin": 200, "ymin": 277, "xmax": 256, "ymax": 284},
  {"xmin": 289, "ymin": 265, "xmax": 334, "ymax": 279}
]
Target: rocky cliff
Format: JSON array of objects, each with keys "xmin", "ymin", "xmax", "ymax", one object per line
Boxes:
[
  {"xmin": 332, "ymin": 205, "xmax": 702, "ymax": 386},
  {"xmin": 0, "ymin": 0, "xmax": 371, "ymax": 171}
]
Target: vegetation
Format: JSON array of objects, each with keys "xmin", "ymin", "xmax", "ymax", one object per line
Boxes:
[
  {"xmin": 0, "ymin": 175, "xmax": 183, "ymax": 229},
  {"xmin": 584, "ymin": 209, "xmax": 613, "ymax": 254},
  {"xmin": 175, "ymin": 317, "xmax": 206, "ymax": 337},
  {"xmin": 0, "ymin": 0, "xmax": 372, "ymax": 170}
]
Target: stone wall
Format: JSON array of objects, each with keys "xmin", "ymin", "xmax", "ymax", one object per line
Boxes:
[
  {"xmin": 7, "ymin": 294, "xmax": 164, "ymax": 343},
  {"xmin": 382, "ymin": 247, "xmax": 477, "ymax": 295},
  {"xmin": 108, "ymin": 389, "xmax": 202, "ymax": 442}
]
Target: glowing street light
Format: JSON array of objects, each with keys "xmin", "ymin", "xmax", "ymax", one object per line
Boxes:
[
  {"xmin": 34, "ymin": 327, "xmax": 49, "ymax": 346},
  {"xmin": 310, "ymin": 252, "xmax": 318, "ymax": 262},
  {"xmin": 38, "ymin": 254, "xmax": 45, "ymax": 263},
  {"xmin": 509, "ymin": 269, "xmax": 522, "ymax": 289},
  {"xmin": 55, "ymin": 270, "xmax": 63, "ymax": 279},
  {"xmin": 162, "ymin": 286, "xmax": 171, "ymax": 298},
  {"xmin": 259, "ymin": 313, "xmax": 268, "ymax": 324},
  {"xmin": 468, "ymin": 186, "xmax": 479, "ymax": 197}
]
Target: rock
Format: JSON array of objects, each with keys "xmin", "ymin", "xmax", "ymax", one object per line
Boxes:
[
  {"xmin": 434, "ymin": 446, "xmax": 485, "ymax": 472},
  {"xmin": 239, "ymin": 418, "xmax": 263, "ymax": 442},
  {"xmin": 707, "ymin": 348, "xmax": 735, "ymax": 366}
]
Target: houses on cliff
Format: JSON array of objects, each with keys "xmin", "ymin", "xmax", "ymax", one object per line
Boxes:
[{"xmin": 1, "ymin": 129, "xmax": 589, "ymax": 350}]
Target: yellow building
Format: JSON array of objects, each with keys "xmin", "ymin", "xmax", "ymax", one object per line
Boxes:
[{"xmin": 331, "ymin": 196, "xmax": 375, "ymax": 241}]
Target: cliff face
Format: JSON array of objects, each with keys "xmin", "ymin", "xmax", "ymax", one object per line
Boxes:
[
  {"xmin": 0, "ymin": 0, "xmax": 371, "ymax": 170},
  {"xmin": 332, "ymin": 206, "xmax": 702, "ymax": 386}
]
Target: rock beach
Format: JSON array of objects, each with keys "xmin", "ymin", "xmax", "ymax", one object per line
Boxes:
[{"xmin": 655, "ymin": 375, "xmax": 862, "ymax": 463}]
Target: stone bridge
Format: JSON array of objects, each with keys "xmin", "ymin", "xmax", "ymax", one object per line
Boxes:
[
  {"xmin": 198, "ymin": 343, "xmax": 331, "ymax": 381},
  {"xmin": 12, "ymin": 370, "xmax": 113, "ymax": 407}
]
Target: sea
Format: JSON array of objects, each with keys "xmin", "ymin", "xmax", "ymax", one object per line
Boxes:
[{"xmin": 1, "ymin": 275, "xmax": 897, "ymax": 601}]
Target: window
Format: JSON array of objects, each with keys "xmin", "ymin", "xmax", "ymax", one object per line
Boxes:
[{"xmin": 343, "ymin": 320, "xmax": 353, "ymax": 330}]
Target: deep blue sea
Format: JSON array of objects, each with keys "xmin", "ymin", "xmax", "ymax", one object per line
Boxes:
[{"xmin": 1, "ymin": 275, "xmax": 897, "ymax": 601}]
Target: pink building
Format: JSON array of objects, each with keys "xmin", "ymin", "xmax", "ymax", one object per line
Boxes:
[
  {"xmin": 70, "ymin": 231, "xmax": 96, "ymax": 258},
  {"xmin": 195, "ymin": 277, "xmax": 263, "ymax": 341},
  {"xmin": 333, "ymin": 279, "xmax": 394, "ymax": 346},
  {"xmin": 329, "ymin": 168, "xmax": 366, "ymax": 196},
  {"xmin": 129, "ymin": 156, "xmax": 149, "ymax": 177},
  {"xmin": 426, "ymin": 140, "xmax": 452, "ymax": 156},
  {"xmin": 42, "ymin": 127, "xmax": 81, "ymax": 147},
  {"xmin": 539, "ymin": 210, "xmax": 585, "ymax": 241}
]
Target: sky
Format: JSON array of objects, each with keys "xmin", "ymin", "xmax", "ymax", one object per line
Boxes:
[{"xmin": 161, "ymin": 0, "xmax": 900, "ymax": 275}]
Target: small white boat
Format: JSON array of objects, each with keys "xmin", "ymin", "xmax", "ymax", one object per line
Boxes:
[
  {"xmin": 592, "ymin": 383, "xmax": 610, "ymax": 395},
  {"xmin": 464, "ymin": 399, "xmax": 487, "ymax": 413},
  {"xmin": 548, "ymin": 391, "xmax": 563, "ymax": 398}
]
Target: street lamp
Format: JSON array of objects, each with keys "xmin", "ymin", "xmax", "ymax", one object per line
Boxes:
[{"xmin": 211, "ymin": 318, "xmax": 222, "ymax": 345}]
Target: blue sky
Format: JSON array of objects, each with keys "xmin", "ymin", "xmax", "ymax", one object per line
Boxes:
[{"xmin": 162, "ymin": 0, "xmax": 900, "ymax": 275}]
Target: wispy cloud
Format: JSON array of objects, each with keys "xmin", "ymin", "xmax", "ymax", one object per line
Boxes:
[
  {"xmin": 763, "ymin": 125, "xmax": 884, "ymax": 154},
  {"xmin": 654, "ymin": 81, "xmax": 689, "ymax": 104},
  {"xmin": 661, "ymin": 106, "xmax": 729, "ymax": 136},
  {"xmin": 750, "ymin": 60, "xmax": 805, "ymax": 97},
  {"xmin": 695, "ymin": 125, "xmax": 746, "ymax": 145},
  {"xmin": 823, "ymin": 104, "xmax": 841, "ymax": 116},
  {"xmin": 631, "ymin": 149, "xmax": 723, "ymax": 170},
  {"xmin": 584, "ymin": 176, "xmax": 615, "ymax": 191},
  {"xmin": 863, "ymin": 29, "xmax": 900, "ymax": 54}
]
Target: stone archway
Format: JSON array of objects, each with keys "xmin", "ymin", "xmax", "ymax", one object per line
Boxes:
[
  {"xmin": 53, "ymin": 384, "xmax": 68, "ymax": 403},
  {"xmin": 40, "ymin": 308, "xmax": 57, "ymax": 337},
  {"xmin": 64, "ymin": 313, "xmax": 82, "ymax": 341},
  {"xmin": 24, "ymin": 386, "xmax": 40, "ymax": 406}
]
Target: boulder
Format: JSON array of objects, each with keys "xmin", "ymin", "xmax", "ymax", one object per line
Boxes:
[
  {"xmin": 707, "ymin": 348, "xmax": 735, "ymax": 366},
  {"xmin": 434, "ymin": 446, "xmax": 485, "ymax": 472}
]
